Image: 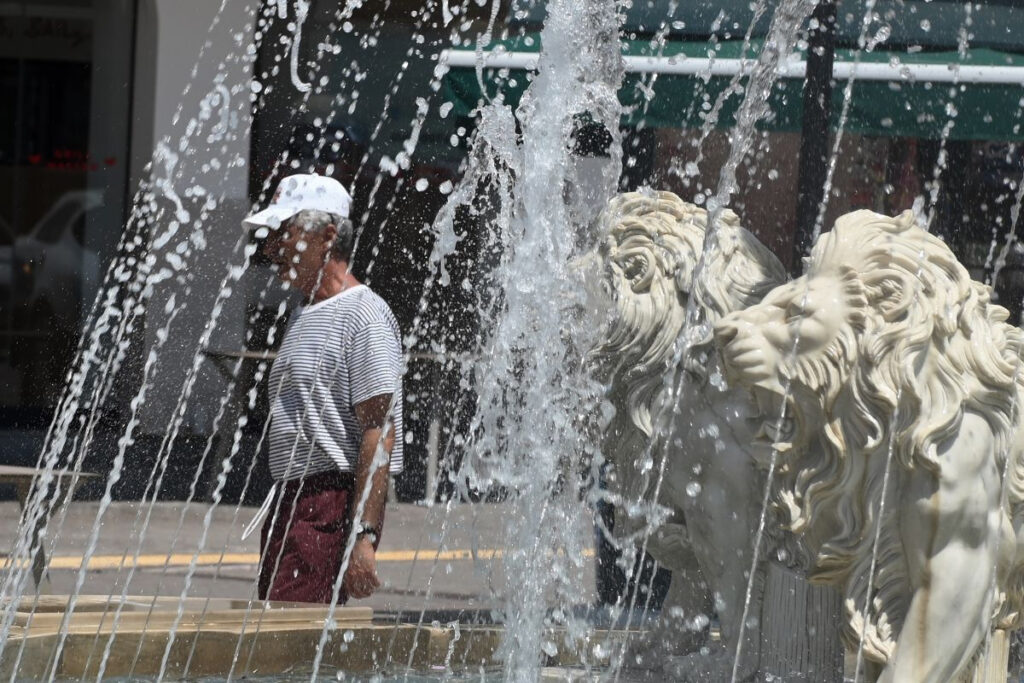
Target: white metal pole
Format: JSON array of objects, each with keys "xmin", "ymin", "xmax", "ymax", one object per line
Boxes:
[{"xmin": 441, "ymin": 49, "xmax": 1024, "ymax": 85}]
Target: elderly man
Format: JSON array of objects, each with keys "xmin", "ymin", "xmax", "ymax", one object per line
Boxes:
[{"xmin": 243, "ymin": 173, "xmax": 404, "ymax": 604}]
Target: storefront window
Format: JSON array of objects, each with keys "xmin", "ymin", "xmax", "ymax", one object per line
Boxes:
[{"xmin": 0, "ymin": 1, "xmax": 133, "ymax": 432}]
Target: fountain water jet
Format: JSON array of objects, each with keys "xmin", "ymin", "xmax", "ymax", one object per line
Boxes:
[{"xmin": 3, "ymin": 0, "xmax": 1024, "ymax": 681}]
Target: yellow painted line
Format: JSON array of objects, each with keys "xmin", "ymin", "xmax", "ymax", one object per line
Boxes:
[{"xmin": 0, "ymin": 548, "xmax": 595, "ymax": 571}]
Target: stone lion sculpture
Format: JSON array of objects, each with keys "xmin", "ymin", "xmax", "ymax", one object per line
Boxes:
[
  {"xmin": 715, "ymin": 209, "xmax": 1024, "ymax": 682},
  {"xmin": 585, "ymin": 190, "xmax": 788, "ymax": 678}
]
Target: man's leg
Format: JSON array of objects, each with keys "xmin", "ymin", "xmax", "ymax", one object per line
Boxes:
[{"xmin": 258, "ymin": 473, "xmax": 354, "ymax": 604}]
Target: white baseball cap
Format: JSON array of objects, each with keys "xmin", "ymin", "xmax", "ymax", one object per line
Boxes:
[{"xmin": 242, "ymin": 173, "xmax": 352, "ymax": 232}]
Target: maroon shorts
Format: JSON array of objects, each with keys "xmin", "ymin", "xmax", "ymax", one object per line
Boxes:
[{"xmin": 257, "ymin": 470, "xmax": 374, "ymax": 604}]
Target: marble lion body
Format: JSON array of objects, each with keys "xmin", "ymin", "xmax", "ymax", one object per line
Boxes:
[
  {"xmin": 716, "ymin": 209, "xmax": 1024, "ymax": 682},
  {"xmin": 586, "ymin": 190, "xmax": 787, "ymax": 678}
]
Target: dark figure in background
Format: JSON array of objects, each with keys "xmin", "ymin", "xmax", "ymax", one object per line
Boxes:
[{"xmin": 595, "ymin": 466, "xmax": 671, "ymax": 610}]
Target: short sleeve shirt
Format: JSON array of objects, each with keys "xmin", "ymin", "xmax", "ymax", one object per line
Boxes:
[{"xmin": 267, "ymin": 285, "xmax": 404, "ymax": 481}]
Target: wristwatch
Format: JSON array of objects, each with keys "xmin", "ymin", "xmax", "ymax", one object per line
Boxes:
[{"xmin": 356, "ymin": 521, "xmax": 380, "ymax": 545}]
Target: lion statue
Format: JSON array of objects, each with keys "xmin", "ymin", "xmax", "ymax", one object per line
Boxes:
[
  {"xmin": 715, "ymin": 208, "xmax": 1024, "ymax": 682},
  {"xmin": 585, "ymin": 190, "xmax": 788, "ymax": 679}
]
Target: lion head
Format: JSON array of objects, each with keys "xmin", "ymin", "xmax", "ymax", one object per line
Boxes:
[
  {"xmin": 586, "ymin": 190, "xmax": 786, "ymax": 502},
  {"xmin": 715, "ymin": 209, "xmax": 1024, "ymax": 661}
]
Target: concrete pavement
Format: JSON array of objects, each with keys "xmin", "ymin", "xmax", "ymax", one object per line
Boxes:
[{"xmin": 0, "ymin": 500, "xmax": 597, "ymax": 616}]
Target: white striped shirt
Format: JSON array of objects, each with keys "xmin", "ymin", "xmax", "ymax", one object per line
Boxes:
[{"xmin": 267, "ymin": 285, "xmax": 404, "ymax": 481}]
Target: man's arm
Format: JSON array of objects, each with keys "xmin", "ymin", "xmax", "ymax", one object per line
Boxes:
[{"xmin": 342, "ymin": 393, "xmax": 395, "ymax": 599}]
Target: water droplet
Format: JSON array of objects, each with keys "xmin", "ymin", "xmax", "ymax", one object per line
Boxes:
[
  {"xmin": 920, "ymin": 19, "xmax": 931, "ymax": 32},
  {"xmin": 686, "ymin": 481, "xmax": 702, "ymax": 497},
  {"xmin": 415, "ymin": 178, "xmax": 430, "ymax": 192}
]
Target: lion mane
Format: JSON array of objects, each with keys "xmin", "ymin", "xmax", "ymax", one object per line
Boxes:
[
  {"xmin": 771, "ymin": 210, "xmax": 1024, "ymax": 663},
  {"xmin": 587, "ymin": 190, "xmax": 786, "ymax": 501}
]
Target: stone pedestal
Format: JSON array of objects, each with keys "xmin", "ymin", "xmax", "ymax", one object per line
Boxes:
[
  {"xmin": 757, "ymin": 566, "xmax": 1010, "ymax": 683},
  {"xmin": 759, "ymin": 562, "xmax": 844, "ymax": 682},
  {"xmin": 959, "ymin": 630, "xmax": 1009, "ymax": 683}
]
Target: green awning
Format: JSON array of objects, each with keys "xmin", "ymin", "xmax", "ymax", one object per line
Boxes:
[{"xmin": 442, "ymin": 36, "xmax": 1024, "ymax": 140}]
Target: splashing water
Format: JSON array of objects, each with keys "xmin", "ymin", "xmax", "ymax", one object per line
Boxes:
[
  {"xmin": 2, "ymin": 0, "xmax": 1018, "ymax": 681},
  {"xmin": 452, "ymin": 0, "xmax": 625, "ymax": 678}
]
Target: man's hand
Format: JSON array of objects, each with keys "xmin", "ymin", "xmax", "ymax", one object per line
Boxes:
[{"xmin": 342, "ymin": 536, "xmax": 380, "ymax": 599}]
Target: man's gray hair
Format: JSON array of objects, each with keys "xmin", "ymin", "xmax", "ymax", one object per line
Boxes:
[{"xmin": 291, "ymin": 209, "xmax": 354, "ymax": 262}]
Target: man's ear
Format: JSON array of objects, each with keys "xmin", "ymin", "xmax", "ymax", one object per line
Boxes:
[{"xmin": 323, "ymin": 222, "xmax": 338, "ymax": 248}]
